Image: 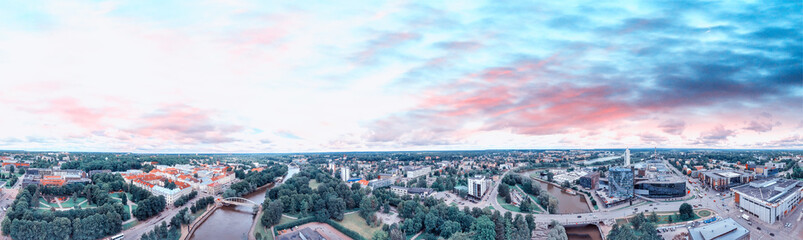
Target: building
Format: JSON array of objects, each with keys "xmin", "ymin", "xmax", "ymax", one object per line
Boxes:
[
  {"xmin": 694, "ymin": 170, "xmax": 754, "ymax": 191},
  {"xmin": 404, "ymin": 166, "xmax": 431, "ymax": 179},
  {"xmin": 688, "ymin": 218, "xmax": 749, "ymax": 240},
  {"xmin": 277, "ymin": 227, "xmax": 326, "ymax": 240},
  {"xmin": 634, "ymin": 179, "xmax": 686, "ymax": 198},
  {"xmin": 731, "ymin": 178, "xmax": 803, "ymax": 224},
  {"xmin": 608, "ymin": 167, "xmax": 634, "ymax": 199},
  {"xmin": 468, "ymin": 176, "xmax": 489, "ymax": 198},
  {"xmin": 624, "ymin": 148, "xmax": 631, "ymax": 167},
  {"xmin": 368, "ymin": 179, "xmax": 392, "ymax": 190},
  {"xmin": 579, "ymin": 172, "xmax": 600, "ymax": 190},
  {"xmin": 390, "ymin": 186, "xmax": 433, "ymax": 197},
  {"xmin": 340, "ymin": 167, "xmax": 350, "ymax": 182}
]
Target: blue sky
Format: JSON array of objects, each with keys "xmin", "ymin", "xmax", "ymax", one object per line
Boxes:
[{"xmin": 0, "ymin": 0, "xmax": 800, "ymax": 152}]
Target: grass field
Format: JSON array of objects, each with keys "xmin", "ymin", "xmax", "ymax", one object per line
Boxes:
[
  {"xmin": 336, "ymin": 214, "xmax": 381, "ymax": 239},
  {"xmin": 511, "ymin": 185, "xmax": 545, "ymax": 213},
  {"xmin": 278, "ymin": 215, "xmax": 296, "ymax": 225},
  {"xmin": 122, "ymin": 221, "xmax": 139, "ymax": 230},
  {"xmin": 309, "ymin": 179, "xmax": 321, "ymax": 190},
  {"xmin": 254, "ymin": 212, "xmax": 272, "ymax": 240},
  {"xmin": 616, "ymin": 210, "xmax": 705, "ymax": 226},
  {"xmin": 60, "ymin": 197, "xmax": 80, "ymax": 208},
  {"xmin": 496, "ymin": 196, "xmax": 521, "ymax": 212}
]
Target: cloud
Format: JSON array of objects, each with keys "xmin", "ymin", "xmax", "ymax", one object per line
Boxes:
[
  {"xmin": 639, "ymin": 133, "xmax": 667, "ymax": 144},
  {"xmin": 694, "ymin": 125, "xmax": 736, "ymax": 146},
  {"xmin": 743, "ymin": 120, "xmax": 781, "ymax": 133},
  {"xmin": 658, "ymin": 120, "xmax": 685, "ymax": 135},
  {"xmin": 122, "ymin": 105, "xmax": 243, "ymax": 145}
]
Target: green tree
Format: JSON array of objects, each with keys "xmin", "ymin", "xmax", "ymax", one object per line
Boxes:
[
  {"xmin": 547, "ymin": 220, "xmax": 567, "ymax": 240},
  {"xmin": 679, "ymin": 203, "xmax": 694, "ymax": 220},
  {"xmin": 471, "ymin": 216, "xmax": 496, "ymax": 240},
  {"xmin": 440, "ymin": 220, "xmax": 461, "ymax": 239},
  {"xmin": 372, "ymin": 230, "xmax": 389, "ymax": 240}
]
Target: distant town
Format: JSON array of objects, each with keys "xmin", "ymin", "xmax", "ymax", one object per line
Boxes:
[{"xmin": 0, "ymin": 149, "xmax": 799, "ymax": 240}]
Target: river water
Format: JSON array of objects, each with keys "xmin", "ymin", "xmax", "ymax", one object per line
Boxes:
[
  {"xmin": 534, "ymin": 179, "xmax": 591, "ymax": 214},
  {"xmin": 565, "ymin": 224, "xmax": 603, "ymax": 240},
  {"xmin": 191, "ymin": 167, "xmax": 299, "ymax": 240}
]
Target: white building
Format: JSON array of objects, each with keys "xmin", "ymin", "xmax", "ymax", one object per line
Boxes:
[
  {"xmin": 731, "ymin": 178, "xmax": 803, "ymax": 224},
  {"xmin": 404, "ymin": 166, "xmax": 431, "ymax": 179},
  {"xmin": 624, "ymin": 148, "xmax": 631, "ymax": 167},
  {"xmin": 341, "ymin": 167, "xmax": 351, "ymax": 182},
  {"xmin": 468, "ymin": 176, "xmax": 489, "ymax": 198}
]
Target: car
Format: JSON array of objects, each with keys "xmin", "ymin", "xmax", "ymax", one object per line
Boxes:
[
  {"xmin": 757, "ymin": 227, "xmax": 761, "ymax": 231},
  {"xmin": 770, "ymin": 233, "xmax": 775, "ymax": 237}
]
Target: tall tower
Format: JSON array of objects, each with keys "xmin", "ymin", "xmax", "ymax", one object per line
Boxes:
[{"xmin": 624, "ymin": 148, "xmax": 631, "ymax": 167}]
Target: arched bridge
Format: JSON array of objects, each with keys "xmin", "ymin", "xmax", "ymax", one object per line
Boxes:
[{"xmin": 219, "ymin": 197, "xmax": 259, "ymax": 208}]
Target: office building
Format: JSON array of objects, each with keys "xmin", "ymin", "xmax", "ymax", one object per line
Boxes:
[
  {"xmin": 390, "ymin": 186, "xmax": 433, "ymax": 197},
  {"xmin": 579, "ymin": 172, "xmax": 600, "ymax": 190},
  {"xmin": 688, "ymin": 218, "xmax": 749, "ymax": 240},
  {"xmin": 634, "ymin": 179, "xmax": 686, "ymax": 198},
  {"xmin": 731, "ymin": 178, "xmax": 803, "ymax": 224},
  {"xmin": 608, "ymin": 167, "xmax": 634, "ymax": 199},
  {"xmin": 368, "ymin": 179, "xmax": 392, "ymax": 190}
]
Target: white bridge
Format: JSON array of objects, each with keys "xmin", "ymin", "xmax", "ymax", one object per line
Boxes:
[{"xmin": 219, "ymin": 197, "xmax": 260, "ymax": 208}]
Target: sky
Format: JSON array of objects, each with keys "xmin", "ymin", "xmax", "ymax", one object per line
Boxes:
[{"xmin": 0, "ymin": 0, "xmax": 801, "ymax": 153}]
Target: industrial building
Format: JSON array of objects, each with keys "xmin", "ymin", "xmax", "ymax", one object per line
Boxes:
[
  {"xmin": 608, "ymin": 167, "xmax": 634, "ymax": 199},
  {"xmin": 731, "ymin": 178, "xmax": 803, "ymax": 224},
  {"xmin": 688, "ymin": 218, "xmax": 749, "ymax": 240}
]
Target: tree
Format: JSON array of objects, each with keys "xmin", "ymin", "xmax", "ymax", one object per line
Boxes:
[
  {"xmin": 389, "ymin": 226, "xmax": 405, "ymax": 240},
  {"xmin": 447, "ymin": 232, "xmax": 472, "ymax": 240},
  {"xmin": 9, "ymin": 165, "xmax": 14, "ymax": 174},
  {"xmin": 679, "ymin": 203, "xmax": 694, "ymax": 220},
  {"xmin": 561, "ymin": 181, "xmax": 570, "ymax": 188},
  {"xmin": 261, "ymin": 200, "xmax": 284, "ymax": 227},
  {"xmin": 631, "ymin": 213, "xmax": 646, "ymax": 230},
  {"xmin": 649, "ymin": 211, "xmax": 658, "ymax": 222},
  {"xmin": 372, "ymin": 230, "xmax": 389, "ymax": 240},
  {"xmin": 498, "ymin": 184, "xmax": 509, "ymax": 199},
  {"xmin": 471, "ymin": 216, "xmax": 496, "ymax": 240},
  {"xmin": 547, "ymin": 220, "xmax": 567, "ymax": 240},
  {"xmin": 121, "ymin": 193, "xmax": 128, "ymax": 206},
  {"xmin": 440, "ymin": 220, "xmax": 461, "ymax": 238}
]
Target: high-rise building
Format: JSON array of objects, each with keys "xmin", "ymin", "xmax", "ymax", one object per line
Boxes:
[
  {"xmin": 624, "ymin": 148, "xmax": 631, "ymax": 167},
  {"xmin": 341, "ymin": 167, "xmax": 350, "ymax": 182},
  {"xmin": 468, "ymin": 176, "xmax": 488, "ymax": 198},
  {"xmin": 608, "ymin": 167, "xmax": 634, "ymax": 199}
]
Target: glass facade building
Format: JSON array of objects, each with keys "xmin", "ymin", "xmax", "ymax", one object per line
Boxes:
[{"xmin": 608, "ymin": 167, "xmax": 634, "ymax": 198}]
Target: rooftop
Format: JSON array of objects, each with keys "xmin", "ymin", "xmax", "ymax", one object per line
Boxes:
[
  {"xmin": 732, "ymin": 178, "xmax": 802, "ymax": 203},
  {"xmin": 689, "ymin": 218, "xmax": 749, "ymax": 240}
]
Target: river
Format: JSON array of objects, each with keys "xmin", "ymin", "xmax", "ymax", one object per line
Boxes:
[
  {"xmin": 191, "ymin": 167, "xmax": 299, "ymax": 240},
  {"xmin": 534, "ymin": 179, "xmax": 591, "ymax": 214}
]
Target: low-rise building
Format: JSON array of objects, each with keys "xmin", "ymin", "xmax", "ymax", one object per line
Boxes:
[
  {"xmin": 368, "ymin": 179, "xmax": 392, "ymax": 190},
  {"xmin": 390, "ymin": 186, "xmax": 433, "ymax": 197},
  {"xmin": 732, "ymin": 178, "xmax": 803, "ymax": 224},
  {"xmin": 404, "ymin": 166, "xmax": 431, "ymax": 179},
  {"xmin": 688, "ymin": 218, "xmax": 749, "ymax": 240}
]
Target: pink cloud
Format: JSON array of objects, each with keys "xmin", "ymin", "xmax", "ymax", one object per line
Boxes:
[{"xmin": 124, "ymin": 104, "xmax": 243, "ymax": 145}]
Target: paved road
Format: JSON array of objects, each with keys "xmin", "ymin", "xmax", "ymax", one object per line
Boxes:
[{"xmin": 123, "ymin": 193, "xmax": 212, "ymax": 240}]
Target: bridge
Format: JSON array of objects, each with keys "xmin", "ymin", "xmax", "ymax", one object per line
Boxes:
[{"xmin": 219, "ymin": 197, "xmax": 260, "ymax": 208}]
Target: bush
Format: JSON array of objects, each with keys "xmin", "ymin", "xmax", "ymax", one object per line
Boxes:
[{"xmin": 274, "ymin": 216, "xmax": 316, "ymax": 231}]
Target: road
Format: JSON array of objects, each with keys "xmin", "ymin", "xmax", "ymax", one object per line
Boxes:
[{"xmin": 123, "ymin": 193, "xmax": 212, "ymax": 240}]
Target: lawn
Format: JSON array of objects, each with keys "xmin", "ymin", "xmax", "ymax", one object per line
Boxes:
[
  {"xmin": 496, "ymin": 196, "xmax": 521, "ymax": 212},
  {"xmin": 336, "ymin": 214, "xmax": 381, "ymax": 239},
  {"xmin": 616, "ymin": 210, "xmax": 704, "ymax": 226},
  {"xmin": 79, "ymin": 201, "xmax": 97, "ymax": 209},
  {"xmin": 309, "ymin": 179, "xmax": 321, "ymax": 190},
  {"xmin": 511, "ymin": 185, "xmax": 545, "ymax": 213},
  {"xmin": 278, "ymin": 215, "xmax": 296, "ymax": 225},
  {"xmin": 254, "ymin": 212, "xmax": 276, "ymax": 240},
  {"xmin": 61, "ymin": 198, "xmax": 80, "ymax": 208},
  {"xmin": 122, "ymin": 221, "xmax": 139, "ymax": 230}
]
